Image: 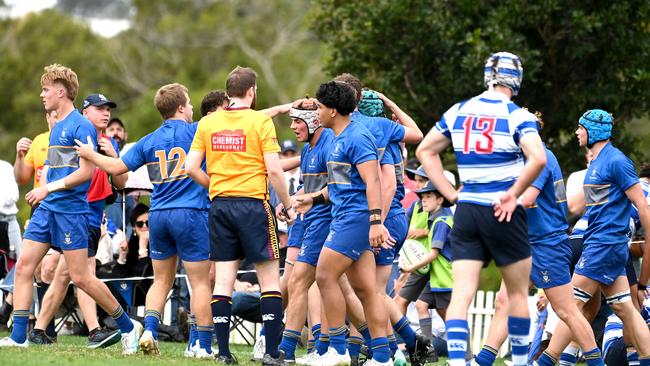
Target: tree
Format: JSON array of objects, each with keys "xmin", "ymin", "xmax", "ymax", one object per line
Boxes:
[{"xmin": 311, "ymin": 0, "xmax": 650, "ymax": 173}]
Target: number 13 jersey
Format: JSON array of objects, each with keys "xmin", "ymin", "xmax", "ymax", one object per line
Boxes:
[
  {"xmin": 434, "ymin": 90, "xmax": 539, "ymax": 206},
  {"xmin": 121, "ymin": 119, "xmax": 209, "ymax": 211}
]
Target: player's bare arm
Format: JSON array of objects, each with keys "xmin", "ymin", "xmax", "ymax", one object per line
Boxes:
[
  {"xmin": 74, "ymin": 136, "xmax": 128, "ymax": 176},
  {"xmin": 185, "ymin": 150, "xmax": 209, "ymax": 189},
  {"xmin": 264, "ymin": 151, "xmax": 296, "ymax": 225},
  {"xmin": 415, "ymin": 129, "xmax": 457, "ymax": 203},
  {"xmin": 377, "ymin": 92, "xmax": 423, "ymax": 144},
  {"xmin": 281, "ymin": 156, "xmax": 301, "ymax": 172},
  {"xmin": 380, "ymin": 162, "xmax": 397, "ymax": 221},
  {"xmin": 14, "ymin": 137, "xmax": 34, "ymax": 185},
  {"xmin": 521, "ymin": 186, "xmax": 542, "ymax": 208},
  {"xmin": 25, "ymin": 151, "xmax": 96, "ymax": 206}
]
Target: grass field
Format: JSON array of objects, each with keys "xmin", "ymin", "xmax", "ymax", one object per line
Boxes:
[{"xmin": 0, "ymin": 333, "xmax": 511, "ymax": 366}]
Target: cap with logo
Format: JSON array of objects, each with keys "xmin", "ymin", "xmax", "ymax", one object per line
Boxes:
[
  {"xmin": 82, "ymin": 93, "xmax": 117, "ymax": 110},
  {"xmin": 280, "ymin": 140, "xmax": 298, "ymax": 154}
]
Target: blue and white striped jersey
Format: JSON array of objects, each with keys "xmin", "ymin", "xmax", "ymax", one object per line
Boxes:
[{"xmin": 434, "ymin": 90, "xmax": 539, "ymax": 206}]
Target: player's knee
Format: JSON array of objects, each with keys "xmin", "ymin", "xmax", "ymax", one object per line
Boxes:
[
  {"xmin": 607, "ymin": 292, "xmax": 633, "ymax": 316},
  {"xmin": 315, "ymin": 268, "xmax": 333, "ymax": 289},
  {"xmin": 70, "ymin": 273, "xmax": 92, "ymax": 291},
  {"xmin": 15, "ymin": 258, "xmax": 36, "ymax": 280},
  {"xmin": 415, "ymin": 300, "xmax": 429, "ymax": 313}
]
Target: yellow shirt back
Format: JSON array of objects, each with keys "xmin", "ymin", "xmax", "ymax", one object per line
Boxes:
[
  {"xmin": 191, "ymin": 108, "xmax": 280, "ymax": 200},
  {"xmin": 25, "ymin": 131, "xmax": 50, "ymax": 188}
]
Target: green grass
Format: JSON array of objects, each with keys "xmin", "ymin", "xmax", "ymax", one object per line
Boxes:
[{"xmin": 0, "ymin": 333, "xmax": 511, "ymax": 365}]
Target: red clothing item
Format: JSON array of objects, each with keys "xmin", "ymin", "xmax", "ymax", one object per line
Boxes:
[
  {"xmin": 86, "ymin": 133, "xmax": 113, "ymax": 203},
  {"xmin": 401, "ymin": 175, "xmax": 418, "ymax": 209}
]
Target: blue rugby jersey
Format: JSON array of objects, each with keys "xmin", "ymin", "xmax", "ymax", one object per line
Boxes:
[
  {"xmin": 351, "ymin": 111, "xmax": 404, "ymax": 162},
  {"xmin": 300, "ymin": 129, "xmax": 334, "ymax": 223},
  {"xmin": 327, "ymin": 122, "xmax": 378, "ymax": 217},
  {"xmin": 41, "ymin": 109, "xmax": 97, "ymax": 214},
  {"xmin": 121, "ymin": 119, "xmax": 209, "ymax": 211},
  {"xmin": 527, "ymin": 147, "xmax": 569, "ymax": 245},
  {"xmin": 583, "ymin": 143, "xmax": 638, "ymax": 245},
  {"xmin": 382, "ymin": 142, "xmax": 406, "ymax": 218},
  {"xmin": 434, "ymin": 90, "xmax": 539, "ymax": 206}
]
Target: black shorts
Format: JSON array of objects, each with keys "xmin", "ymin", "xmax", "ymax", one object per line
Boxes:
[
  {"xmin": 418, "ymin": 291, "xmax": 451, "ymax": 310},
  {"xmin": 450, "ymin": 203, "xmax": 530, "ymax": 267},
  {"xmin": 209, "ymin": 197, "xmax": 280, "ymax": 262},
  {"xmin": 87, "ymin": 226, "xmax": 100, "ymax": 258},
  {"xmin": 568, "ymin": 237, "xmax": 584, "ymax": 275},
  {"xmin": 397, "ymin": 272, "xmax": 430, "ymax": 302}
]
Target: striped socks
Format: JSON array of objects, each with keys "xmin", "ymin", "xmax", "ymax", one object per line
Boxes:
[
  {"xmin": 446, "ymin": 319, "xmax": 469, "ymax": 366},
  {"xmin": 110, "ymin": 305, "xmax": 134, "ymax": 333},
  {"xmin": 279, "ymin": 329, "xmax": 302, "ymax": 359},
  {"xmin": 329, "ymin": 325, "xmax": 347, "ymax": 355},
  {"xmin": 475, "ymin": 345, "xmax": 498, "ymax": 366},
  {"xmin": 144, "ymin": 309, "xmax": 161, "ymax": 339},
  {"xmin": 507, "ymin": 316, "xmax": 530, "ymax": 366},
  {"xmin": 9, "ymin": 310, "xmax": 30, "ymax": 344}
]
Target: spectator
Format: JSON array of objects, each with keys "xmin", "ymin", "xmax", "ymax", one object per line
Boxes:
[
  {"xmin": 0, "ymin": 160, "xmax": 19, "ymax": 262},
  {"xmin": 104, "ymin": 117, "xmax": 136, "ymax": 238}
]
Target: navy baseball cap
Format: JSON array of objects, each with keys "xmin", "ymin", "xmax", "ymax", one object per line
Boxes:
[
  {"xmin": 416, "ymin": 181, "xmax": 452, "ymax": 207},
  {"xmin": 281, "ymin": 139, "xmax": 298, "ymax": 154},
  {"xmin": 82, "ymin": 93, "xmax": 117, "ymax": 110}
]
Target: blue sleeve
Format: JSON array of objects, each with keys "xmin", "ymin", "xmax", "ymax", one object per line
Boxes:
[
  {"xmin": 612, "ymin": 156, "xmax": 639, "ymax": 191},
  {"xmin": 434, "ymin": 117, "xmax": 451, "ymax": 139},
  {"xmin": 532, "ymin": 164, "xmax": 550, "ymax": 191},
  {"xmin": 430, "ymin": 220, "xmax": 451, "ymax": 250},
  {"xmin": 384, "ymin": 119, "xmax": 405, "ymax": 143},
  {"xmin": 406, "ymin": 200, "xmax": 417, "ymax": 220},
  {"xmin": 121, "ymin": 139, "xmax": 147, "ymax": 171},
  {"xmin": 77, "ymin": 121, "xmax": 98, "ymax": 147},
  {"xmin": 349, "ymin": 131, "xmax": 378, "ymax": 165},
  {"xmin": 513, "ymin": 120, "xmax": 539, "ymax": 142},
  {"xmin": 111, "ymin": 137, "xmax": 120, "ymax": 158},
  {"xmin": 380, "ymin": 143, "xmax": 395, "ymax": 166}
]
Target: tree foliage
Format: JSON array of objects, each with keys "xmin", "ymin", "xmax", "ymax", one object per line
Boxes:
[{"xmin": 311, "ymin": 0, "xmax": 650, "ymax": 173}]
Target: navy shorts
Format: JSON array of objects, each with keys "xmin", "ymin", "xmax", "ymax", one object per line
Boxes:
[
  {"xmin": 149, "ymin": 208, "xmax": 210, "ymax": 262},
  {"xmin": 449, "ymin": 203, "xmax": 530, "ymax": 267},
  {"xmin": 323, "ymin": 213, "xmax": 371, "ymax": 261},
  {"xmin": 530, "ymin": 239, "xmax": 572, "ymax": 289},
  {"xmin": 24, "ymin": 206, "xmax": 88, "ymax": 252},
  {"xmin": 209, "ymin": 197, "xmax": 280, "ymax": 262},
  {"xmin": 297, "ymin": 218, "xmax": 331, "ymax": 267},
  {"xmin": 568, "ymin": 237, "xmax": 584, "ymax": 275},
  {"xmin": 376, "ymin": 213, "xmax": 408, "ymax": 266},
  {"xmin": 574, "ymin": 242, "xmax": 628, "ymax": 286},
  {"xmin": 287, "ymin": 215, "xmax": 307, "ymax": 248},
  {"xmin": 87, "ymin": 226, "xmax": 100, "ymax": 258}
]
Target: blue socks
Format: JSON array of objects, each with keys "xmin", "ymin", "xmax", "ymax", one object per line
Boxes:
[
  {"xmin": 329, "ymin": 326, "xmax": 347, "ymax": 355},
  {"xmin": 446, "ymin": 319, "xmax": 469, "ymax": 365},
  {"xmin": 582, "ymin": 348, "xmax": 604, "ymax": 366},
  {"xmin": 639, "ymin": 356, "xmax": 650, "ymax": 366},
  {"xmin": 197, "ymin": 325, "xmax": 213, "ymax": 353},
  {"xmin": 260, "ymin": 291, "xmax": 283, "ymax": 358},
  {"xmin": 507, "ymin": 316, "xmax": 530, "ymax": 366},
  {"xmin": 357, "ymin": 322, "xmax": 373, "ymax": 355},
  {"xmin": 144, "ymin": 309, "xmax": 161, "ymax": 339},
  {"xmin": 388, "ymin": 333, "xmax": 398, "ymax": 356},
  {"xmin": 279, "ymin": 329, "xmax": 302, "ymax": 359},
  {"xmin": 110, "ymin": 306, "xmax": 134, "ymax": 333},
  {"xmin": 371, "ymin": 337, "xmax": 391, "ymax": 363},
  {"xmin": 537, "ymin": 351, "xmax": 558, "ymax": 366},
  {"xmin": 211, "ymin": 295, "xmax": 232, "ymax": 357},
  {"xmin": 393, "ymin": 316, "xmax": 416, "ymax": 352},
  {"xmin": 559, "ymin": 345, "xmax": 579, "ymax": 366},
  {"xmin": 627, "ymin": 350, "xmax": 640, "ymax": 366},
  {"xmin": 475, "ymin": 345, "xmax": 498, "ymax": 366},
  {"xmin": 347, "ymin": 336, "xmax": 363, "ymax": 358},
  {"xmin": 10, "ymin": 310, "xmax": 30, "ymax": 344},
  {"xmin": 317, "ymin": 333, "xmax": 330, "ymax": 355},
  {"xmin": 188, "ymin": 314, "xmax": 198, "ymax": 348}
]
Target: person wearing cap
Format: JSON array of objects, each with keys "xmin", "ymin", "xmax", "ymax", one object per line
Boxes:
[
  {"xmin": 29, "ymin": 93, "xmax": 127, "ymax": 348},
  {"xmin": 399, "ymin": 181, "xmax": 453, "ymax": 329},
  {"xmin": 415, "ymin": 52, "xmax": 549, "ymax": 366},
  {"xmin": 534, "ymin": 110, "xmax": 650, "ymax": 366}
]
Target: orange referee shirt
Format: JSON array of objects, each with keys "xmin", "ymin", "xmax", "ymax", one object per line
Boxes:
[{"xmin": 190, "ymin": 107, "xmax": 280, "ymax": 200}]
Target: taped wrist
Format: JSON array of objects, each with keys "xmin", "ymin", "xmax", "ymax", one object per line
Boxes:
[{"xmin": 46, "ymin": 179, "xmax": 66, "ymax": 193}]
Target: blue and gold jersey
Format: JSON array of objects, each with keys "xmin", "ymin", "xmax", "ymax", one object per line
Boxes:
[
  {"xmin": 300, "ymin": 129, "xmax": 334, "ymax": 223},
  {"xmin": 41, "ymin": 109, "xmax": 97, "ymax": 214},
  {"xmin": 121, "ymin": 119, "xmax": 209, "ymax": 211},
  {"xmin": 584, "ymin": 143, "xmax": 638, "ymax": 245},
  {"xmin": 351, "ymin": 111, "xmax": 404, "ymax": 161},
  {"xmin": 327, "ymin": 122, "xmax": 378, "ymax": 217},
  {"xmin": 527, "ymin": 147, "xmax": 569, "ymax": 245}
]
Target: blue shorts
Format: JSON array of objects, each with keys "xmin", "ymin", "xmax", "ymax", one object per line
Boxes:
[
  {"xmin": 323, "ymin": 213, "xmax": 371, "ymax": 261},
  {"xmin": 530, "ymin": 238, "xmax": 572, "ymax": 289},
  {"xmin": 149, "ymin": 208, "xmax": 210, "ymax": 262},
  {"xmin": 297, "ymin": 218, "xmax": 331, "ymax": 266},
  {"xmin": 376, "ymin": 213, "xmax": 408, "ymax": 266},
  {"xmin": 24, "ymin": 206, "xmax": 88, "ymax": 251},
  {"xmin": 287, "ymin": 215, "xmax": 307, "ymax": 248},
  {"xmin": 574, "ymin": 242, "xmax": 628, "ymax": 286}
]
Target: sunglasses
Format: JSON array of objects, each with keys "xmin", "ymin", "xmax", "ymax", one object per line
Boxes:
[{"xmin": 135, "ymin": 220, "xmax": 149, "ymax": 228}]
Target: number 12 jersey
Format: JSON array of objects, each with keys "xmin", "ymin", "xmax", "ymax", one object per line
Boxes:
[{"xmin": 434, "ymin": 90, "xmax": 539, "ymax": 206}]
